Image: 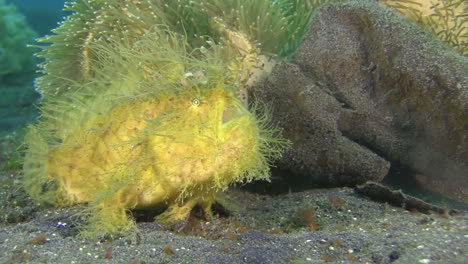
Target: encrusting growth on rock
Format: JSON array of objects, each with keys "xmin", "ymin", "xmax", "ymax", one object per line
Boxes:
[{"xmin": 381, "ymin": 0, "xmax": 467, "ymax": 54}]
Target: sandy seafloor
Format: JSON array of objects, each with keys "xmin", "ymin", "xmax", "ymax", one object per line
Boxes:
[{"xmin": 0, "ymin": 185, "xmax": 466, "ymax": 264}]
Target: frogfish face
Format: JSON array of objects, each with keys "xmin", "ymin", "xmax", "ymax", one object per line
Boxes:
[{"xmin": 41, "ymin": 86, "xmax": 266, "ymax": 234}]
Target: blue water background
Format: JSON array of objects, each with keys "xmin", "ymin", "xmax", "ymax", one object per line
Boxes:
[
  {"xmin": 6, "ymin": 0, "xmax": 68, "ymax": 36},
  {"xmin": 1, "ymin": 1, "xmax": 68, "ymax": 131}
]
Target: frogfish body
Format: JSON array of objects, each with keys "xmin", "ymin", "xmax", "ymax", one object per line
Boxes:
[
  {"xmin": 30, "ymin": 86, "xmax": 269, "ymax": 235},
  {"xmin": 24, "ymin": 73, "xmax": 284, "ymax": 235},
  {"xmin": 22, "ymin": 0, "xmax": 293, "ymax": 236}
]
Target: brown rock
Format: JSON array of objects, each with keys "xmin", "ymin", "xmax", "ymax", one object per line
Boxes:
[
  {"xmin": 254, "ymin": 1, "xmax": 467, "ymax": 197},
  {"xmin": 255, "ymin": 61, "xmax": 390, "ymax": 187}
]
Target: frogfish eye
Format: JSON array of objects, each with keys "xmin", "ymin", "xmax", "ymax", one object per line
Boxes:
[{"xmin": 191, "ymin": 98, "xmax": 200, "ymax": 106}]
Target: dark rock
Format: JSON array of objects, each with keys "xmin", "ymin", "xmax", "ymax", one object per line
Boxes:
[
  {"xmin": 255, "ymin": 61, "xmax": 390, "ymax": 187},
  {"xmin": 388, "ymin": 250, "xmax": 400, "ymax": 262},
  {"xmin": 253, "ymin": 1, "xmax": 467, "ymax": 198},
  {"xmin": 355, "ymin": 181, "xmax": 458, "ymax": 215}
]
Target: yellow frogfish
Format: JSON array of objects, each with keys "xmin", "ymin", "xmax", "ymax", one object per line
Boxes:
[{"xmin": 23, "ymin": 22, "xmax": 288, "ymax": 236}]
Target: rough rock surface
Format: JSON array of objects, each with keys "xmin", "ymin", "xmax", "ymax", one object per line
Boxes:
[
  {"xmin": 254, "ymin": 0, "xmax": 468, "ymax": 199},
  {"xmin": 255, "ymin": 62, "xmax": 391, "ymax": 187}
]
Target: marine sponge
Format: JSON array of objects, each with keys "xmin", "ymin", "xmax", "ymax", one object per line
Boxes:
[
  {"xmin": 0, "ymin": 0, "xmax": 37, "ymax": 77},
  {"xmin": 23, "ymin": 3, "xmax": 290, "ymax": 236},
  {"xmin": 381, "ymin": 0, "xmax": 467, "ymax": 54}
]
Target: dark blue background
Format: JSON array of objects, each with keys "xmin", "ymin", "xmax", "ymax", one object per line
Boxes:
[
  {"xmin": 1, "ymin": 1, "xmax": 68, "ymax": 131},
  {"xmin": 6, "ymin": 0, "xmax": 68, "ymax": 36}
]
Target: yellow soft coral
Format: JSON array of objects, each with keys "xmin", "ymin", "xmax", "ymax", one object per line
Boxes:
[{"xmin": 381, "ymin": 0, "xmax": 467, "ymax": 54}]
